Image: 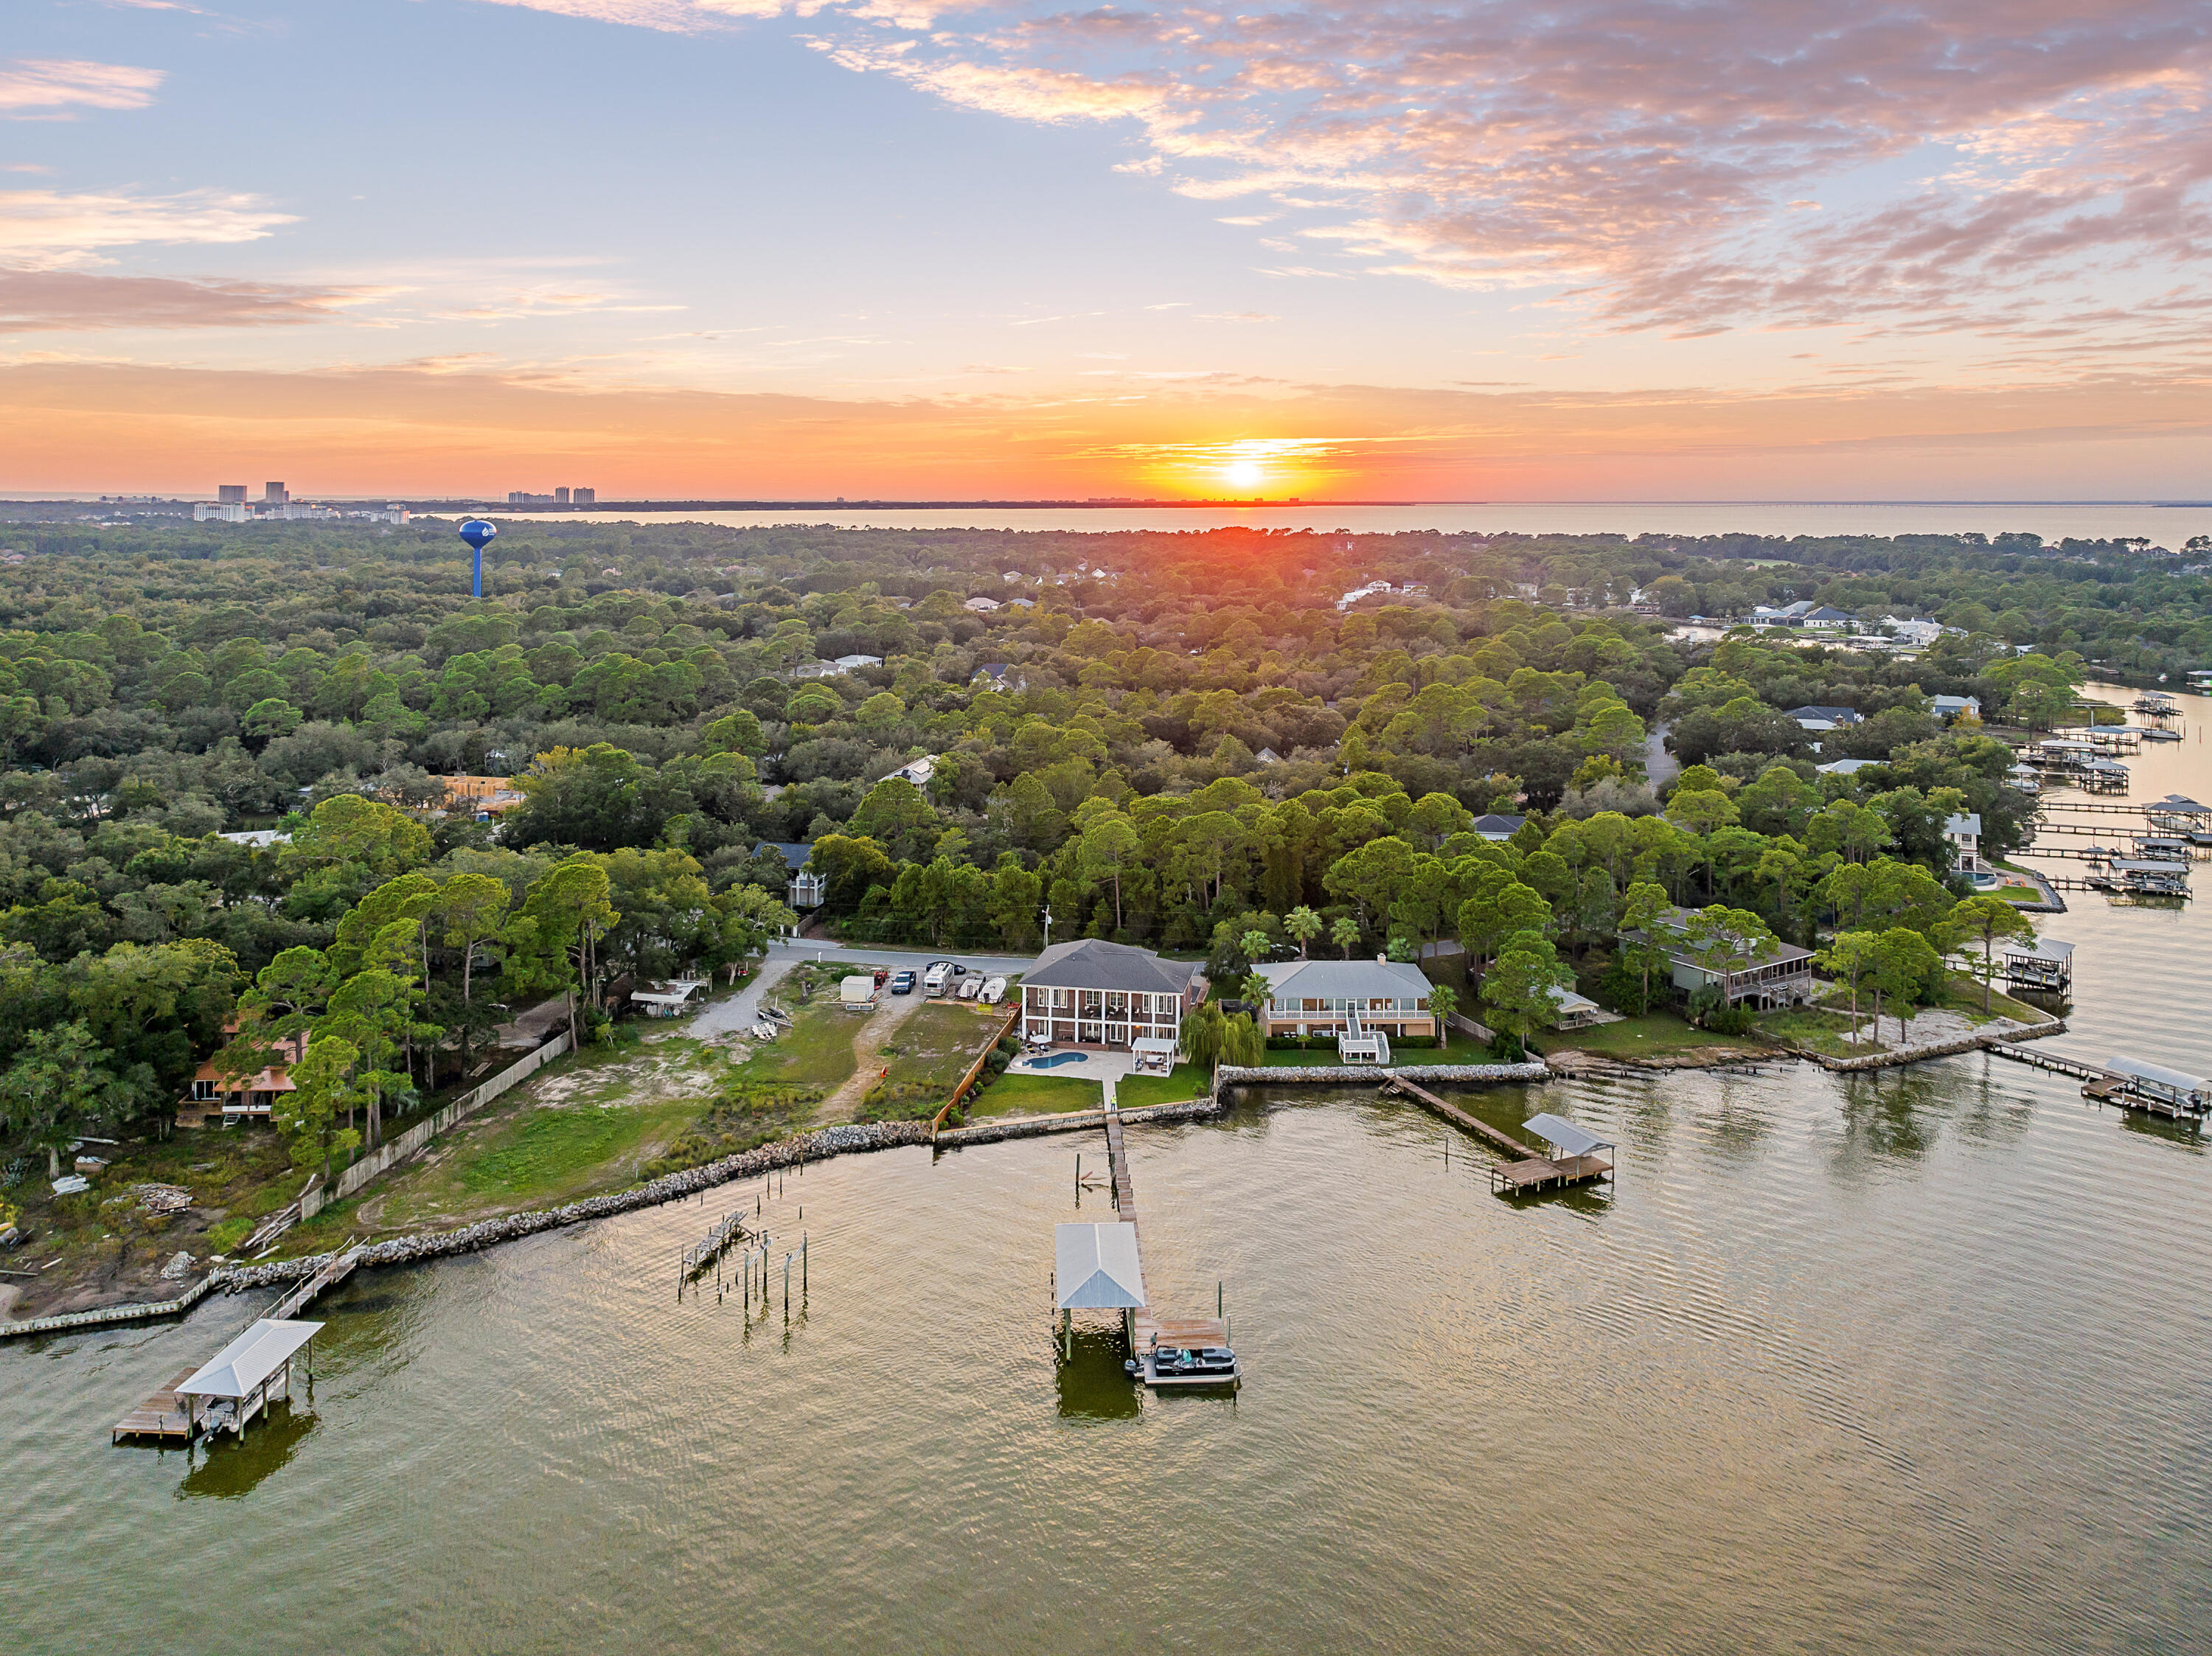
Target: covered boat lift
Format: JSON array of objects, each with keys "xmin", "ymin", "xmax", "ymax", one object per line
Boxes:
[
  {"xmin": 1054, "ymin": 1222, "xmax": 1147, "ymax": 1358},
  {"xmin": 1492, "ymin": 1113, "xmax": 1615, "ymax": 1197},
  {"xmin": 173, "ymin": 1318, "xmax": 323, "ymax": 1441},
  {"xmin": 2085, "ymin": 1057, "xmax": 2211, "ymax": 1121},
  {"xmin": 2000, "ymin": 936, "xmax": 2073, "ymax": 992}
]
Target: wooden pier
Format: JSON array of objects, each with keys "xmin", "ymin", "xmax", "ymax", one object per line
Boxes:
[
  {"xmin": 112, "ymin": 1366, "xmax": 200, "ymax": 1444},
  {"xmin": 268, "ymin": 1246, "xmax": 361, "ymax": 1321},
  {"xmin": 1989, "ymin": 1044, "xmax": 2100, "ymax": 1081},
  {"xmin": 1096, "ymin": 1104, "xmax": 1237, "ymax": 1385},
  {"xmin": 1379, "ymin": 1075, "xmax": 1612, "ymax": 1196}
]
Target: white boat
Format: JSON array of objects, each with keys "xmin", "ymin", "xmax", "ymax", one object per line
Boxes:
[
  {"xmin": 955, "ymin": 975, "xmax": 981, "ymax": 1001},
  {"xmin": 978, "ymin": 975, "xmax": 1009, "ymax": 1005}
]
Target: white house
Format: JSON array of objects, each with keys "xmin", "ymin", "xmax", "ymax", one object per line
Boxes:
[
  {"xmin": 1252, "ymin": 958, "xmax": 1436, "ymax": 1041},
  {"xmin": 1931, "ymin": 694, "xmax": 1982, "ymax": 723},
  {"xmin": 759, "ymin": 841, "xmax": 826, "ymax": 908},
  {"xmin": 1470, "ymin": 812, "xmax": 1526, "ymax": 841},
  {"xmin": 1020, "ymin": 939, "xmax": 1206, "ymax": 1049},
  {"xmin": 963, "ymin": 595, "xmax": 1001, "ymax": 613},
  {"xmin": 1626, "ymin": 907, "xmax": 1817, "ymax": 1008},
  {"xmin": 971, "ymin": 663, "xmax": 1028, "ymax": 692},
  {"xmin": 881, "ymin": 755, "xmax": 938, "ymax": 788},
  {"xmin": 1945, "ymin": 813, "xmax": 1983, "ymax": 873}
]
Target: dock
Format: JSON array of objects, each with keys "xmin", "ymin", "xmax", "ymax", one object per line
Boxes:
[
  {"xmin": 112, "ymin": 1366, "xmax": 201, "ymax": 1444},
  {"xmin": 1989, "ymin": 1044, "xmax": 2100, "ymax": 1081},
  {"xmin": 113, "ymin": 1248, "xmax": 357, "ymax": 1448},
  {"xmin": 1378, "ymin": 1075, "xmax": 1613, "ymax": 1196},
  {"xmin": 1089, "ymin": 1104, "xmax": 1238, "ymax": 1387}
]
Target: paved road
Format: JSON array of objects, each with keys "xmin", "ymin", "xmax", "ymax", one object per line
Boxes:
[{"xmin": 689, "ymin": 938, "xmax": 1036, "ymax": 1040}]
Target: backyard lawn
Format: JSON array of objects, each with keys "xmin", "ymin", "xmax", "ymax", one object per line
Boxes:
[
  {"xmin": 874, "ymin": 1001, "xmax": 1002, "ymax": 1097},
  {"xmin": 1536, "ymin": 1012, "xmax": 1767, "ymax": 1059},
  {"xmin": 1116, "ymin": 1062, "xmax": 1211, "ymax": 1109},
  {"xmin": 970, "ymin": 1070, "xmax": 1102, "ymax": 1116}
]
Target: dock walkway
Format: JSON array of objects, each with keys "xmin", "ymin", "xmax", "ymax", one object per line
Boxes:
[
  {"xmin": 111, "ymin": 1366, "xmax": 199, "ymax": 1444},
  {"xmin": 1099, "ymin": 1104, "xmax": 1234, "ymax": 1382},
  {"xmin": 268, "ymin": 1246, "xmax": 361, "ymax": 1321},
  {"xmin": 1380, "ymin": 1074, "xmax": 1610, "ymax": 1195}
]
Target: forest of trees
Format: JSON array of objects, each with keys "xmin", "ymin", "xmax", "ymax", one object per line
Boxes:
[{"xmin": 0, "ymin": 510, "xmax": 2165, "ymax": 1169}]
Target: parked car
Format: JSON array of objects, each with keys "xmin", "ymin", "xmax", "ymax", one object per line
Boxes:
[{"xmin": 889, "ymin": 970, "xmax": 916, "ymax": 995}]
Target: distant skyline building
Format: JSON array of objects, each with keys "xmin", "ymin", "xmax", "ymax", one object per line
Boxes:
[
  {"xmin": 263, "ymin": 481, "xmax": 288, "ymax": 506},
  {"xmin": 218, "ymin": 484, "xmax": 247, "ymax": 504},
  {"xmin": 572, "ymin": 487, "xmax": 595, "ymax": 506},
  {"xmin": 506, "ymin": 487, "xmax": 594, "ymax": 507},
  {"xmin": 554, "ymin": 487, "xmax": 570, "ymax": 506}
]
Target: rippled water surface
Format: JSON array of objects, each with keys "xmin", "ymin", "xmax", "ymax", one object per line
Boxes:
[{"xmin": 7, "ymin": 695, "xmax": 2211, "ymax": 1655}]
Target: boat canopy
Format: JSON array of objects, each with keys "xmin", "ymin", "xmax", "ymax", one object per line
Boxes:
[
  {"xmin": 2103, "ymin": 1056, "xmax": 2208, "ymax": 1094},
  {"xmin": 177, "ymin": 1318, "xmax": 323, "ymax": 1401},
  {"xmin": 1522, "ymin": 1112, "xmax": 1613, "ymax": 1160},
  {"xmin": 1054, "ymin": 1222, "xmax": 1147, "ymax": 1310}
]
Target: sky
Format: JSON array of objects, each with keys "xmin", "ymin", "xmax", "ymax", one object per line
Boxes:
[{"xmin": 3, "ymin": 0, "xmax": 2211, "ymax": 501}]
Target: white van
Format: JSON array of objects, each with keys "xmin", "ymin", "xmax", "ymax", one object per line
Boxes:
[{"xmin": 922, "ymin": 962, "xmax": 953, "ymax": 997}]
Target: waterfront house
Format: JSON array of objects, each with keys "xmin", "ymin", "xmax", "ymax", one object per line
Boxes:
[
  {"xmin": 1628, "ymin": 908, "xmax": 1817, "ymax": 1008},
  {"xmin": 1945, "ymin": 813, "xmax": 1983, "ymax": 874},
  {"xmin": 177, "ymin": 1030, "xmax": 307, "ymax": 1128},
  {"xmin": 1251, "ymin": 957, "xmax": 1436, "ymax": 1041},
  {"xmin": 1020, "ymin": 939, "xmax": 1207, "ymax": 1049}
]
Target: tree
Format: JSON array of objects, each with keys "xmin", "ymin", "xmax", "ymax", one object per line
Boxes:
[
  {"xmin": 1428, "ymin": 981, "xmax": 1458, "ymax": 1051},
  {"xmin": 276, "ymin": 1036, "xmax": 364, "ymax": 1181},
  {"xmin": 848, "ymin": 777, "xmax": 942, "ymax": 864},
  {"xmin": 1457, "ymin": 878, "xmax": 1551, "ymax": 970},
  {"xmin": 1330, "ymin": 914, "xmax": 1362, "ymax": 959},
  {"xmin": 1481, "ymin": 931, "xmax": 1573, "ymax": 1054},
  {"xmin": 1, "ymin": 1021, "xmax": 116, "ymax": 1177},
  {"xmin": 1618, "ymin": 880, "xmax": 1671, "ymax": 1008},
  {"xmin": 440, "ymin": 872, "xmax": 512, "ymax": 1011},
  {"xmin": 1818, "ymin": 930, "xmax": 1882, "ymax": 1046},
  {"xmin": 1079, "ymin": 813, "xmax": 1142, "ymax": 933},
  {"xmin": 1284, "ymin": 905, "xmax": 1323, "ymax": 959},
  {"xmin": 1870, "ymin": 926, "xmax": 1944, "ymax": 1043},
  {"xmin": 1948, "ymin": 894, "xmax": 2032, "ymax": 1012},
  {"xmin": 1180, "ymin": 1001, "xmax": 1228, "ymax": 1071}
]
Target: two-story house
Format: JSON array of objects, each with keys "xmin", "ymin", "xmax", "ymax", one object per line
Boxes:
[{"xmin": 1020, "ymin": 939, "xmax": 1208, "ymax": 1050}]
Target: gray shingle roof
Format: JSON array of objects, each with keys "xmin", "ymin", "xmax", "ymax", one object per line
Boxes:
[{"xmin": 1023, "ymin": 939, "xmax": 1200, "ymax": 994}]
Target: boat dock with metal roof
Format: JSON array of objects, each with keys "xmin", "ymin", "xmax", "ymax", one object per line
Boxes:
[
  {"xmin": 1378, "ymin": 1075, "xmax": 1613, "ymax": 1196},
  {"xmin": 1057, "ymin": 1104, "xmax": 1237, "ymax": 1388},
  {"xmin": 2082, "ymin": 1057, "xmax": 2211, "ymax": 1121}
]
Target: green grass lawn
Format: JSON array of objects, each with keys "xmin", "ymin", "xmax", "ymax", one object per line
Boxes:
[
  {"xmin": 740, "ymin": 995, "xmax": 866, "ymax": 1093},
  {"xmin": 877, "ymin": 1001, "xmax": 1001, "ymax": 1096},
  {"xmin": 1935, "ymin": 973, "xmax": 2056, "ymax": 1025},
  {"xmin": 1537, "ymin": 1012, "xmax": 1766, "ymax": 1058},
  {"xmin": 1116, "ymin": 1062, "xmax": 1211, "ymax": 1109},
  {"xmin": 970, "ymin": 1070, "xmax": 1102, "ymax": 1116},
  {"xmin": 1756, "ymin": 1006, "xmax": 1881, "ymax": 1058}
]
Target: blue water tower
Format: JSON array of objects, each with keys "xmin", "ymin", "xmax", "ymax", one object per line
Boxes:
[{"xmin": 458, "ymin": 518, "xmax": 497, "ymax": 598}]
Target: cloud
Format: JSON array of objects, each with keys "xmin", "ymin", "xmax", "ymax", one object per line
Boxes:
[
  {"xmin": 1200, "ymin": 310, "xmax": 1279, "ymax": 323},
  {"xmin": 486, "ymin": 1, "xmax": 2212, "ymax": 352},
  {"xmin": 0, "ymin": 58, "xmax": 165, "ymax": 116},
  {"xmin": 0, "ymin": 268, "xmax": 358, "ymax": 331},
  {"xmin": 0, "ymin": 188, "xmax": 296, "ymax": 266}
]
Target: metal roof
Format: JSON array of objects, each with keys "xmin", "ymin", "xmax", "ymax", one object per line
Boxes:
[
  {"xmin": 1055, "ymin": 1223, "xmax": 1147, "ymax": 1309},
  {"xmin": 1257, "ymin": 958, "xmax": 1432, "ymax": 1001},
  {"xmin": 1522, "ymin": 1113, "xmax": 1613, "ymax": 1159},
  {"xmin": 178, "ymin": 1318, "xmax": 323, "ymax": 1400},
  {"xmin": 2001, "ymin": 937, "xmax": 2073, "ymax": 961},
  {"xmin": 1024, "ymin": 939, "xmax": 1198, "ymax": 995},
  {"xmin": 2103, "ymin": 1056, "xmax": 2208, "ymax": 1094}
]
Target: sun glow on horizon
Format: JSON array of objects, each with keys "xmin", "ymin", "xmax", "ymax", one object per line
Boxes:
[{"xmin": 1222, "ymin": 459, "xmax": 1266, "ymax": 492}]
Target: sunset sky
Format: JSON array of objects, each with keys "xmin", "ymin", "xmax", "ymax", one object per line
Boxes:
[{"xmin": 4, "ymin": 0, "xmax": 2211, "ymax": 500}]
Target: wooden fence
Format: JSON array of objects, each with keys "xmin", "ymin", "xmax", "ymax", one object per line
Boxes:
[
  {"xmin": 932, "ymin": 1005, "xmax": 1022, "ymax": 1135},
  {"xmin": 299, "ymin": 1032, "xmax": 572, "ymax": 1221}
]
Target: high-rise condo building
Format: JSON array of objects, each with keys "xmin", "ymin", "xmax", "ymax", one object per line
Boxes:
[
  {"xmin": 218, "ymin": 484, "xmax": 247, "ymax": 504},
  {"xmin": 264, "ymin": 482, "xmax": 288, "ymax": 505},
  {"xmin": 572, "ymin": 487, "xmax": 596, "ymax": 506}
]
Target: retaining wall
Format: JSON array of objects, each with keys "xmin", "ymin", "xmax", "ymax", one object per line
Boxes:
[
  {"xmin": 1803, "ymin": 1017, "xmax": 2068, "ymax": 1074},
  {"xmin": 1214, "ymin": 1061, "xmax": 1550, "ymax": 1085}
]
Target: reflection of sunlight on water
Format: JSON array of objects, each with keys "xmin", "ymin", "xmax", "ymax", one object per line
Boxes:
[{"xmin": 8, "ymin": 1063, "xmax": 2212, "ymax": 1654}]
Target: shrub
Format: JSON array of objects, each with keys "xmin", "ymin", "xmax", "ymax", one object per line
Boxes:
[{"xmin": 205, "ymin": 1216, "xmax": 254, "ymax": 1255}]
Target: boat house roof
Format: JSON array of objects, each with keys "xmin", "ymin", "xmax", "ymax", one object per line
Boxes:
[
  {"xmin": 1522, "ymin": 1113, "xmax": 1613, "ymax": 1159},
  {"xmin": 178, "ymin": 1318, "xmax": 323, "ymax": 1401},
  {"xmin": 2102, "ymin": 1056, "xmax": 2208, "ymax": 1094},
  {"xmin": 1054, "ymin": 1222, "xmax": 1147, "ymax": 1309}
]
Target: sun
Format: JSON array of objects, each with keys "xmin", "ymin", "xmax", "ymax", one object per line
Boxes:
[{"xmin": 1223, "ymin": 459, "xmax": 1265, "ymax": 493}]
